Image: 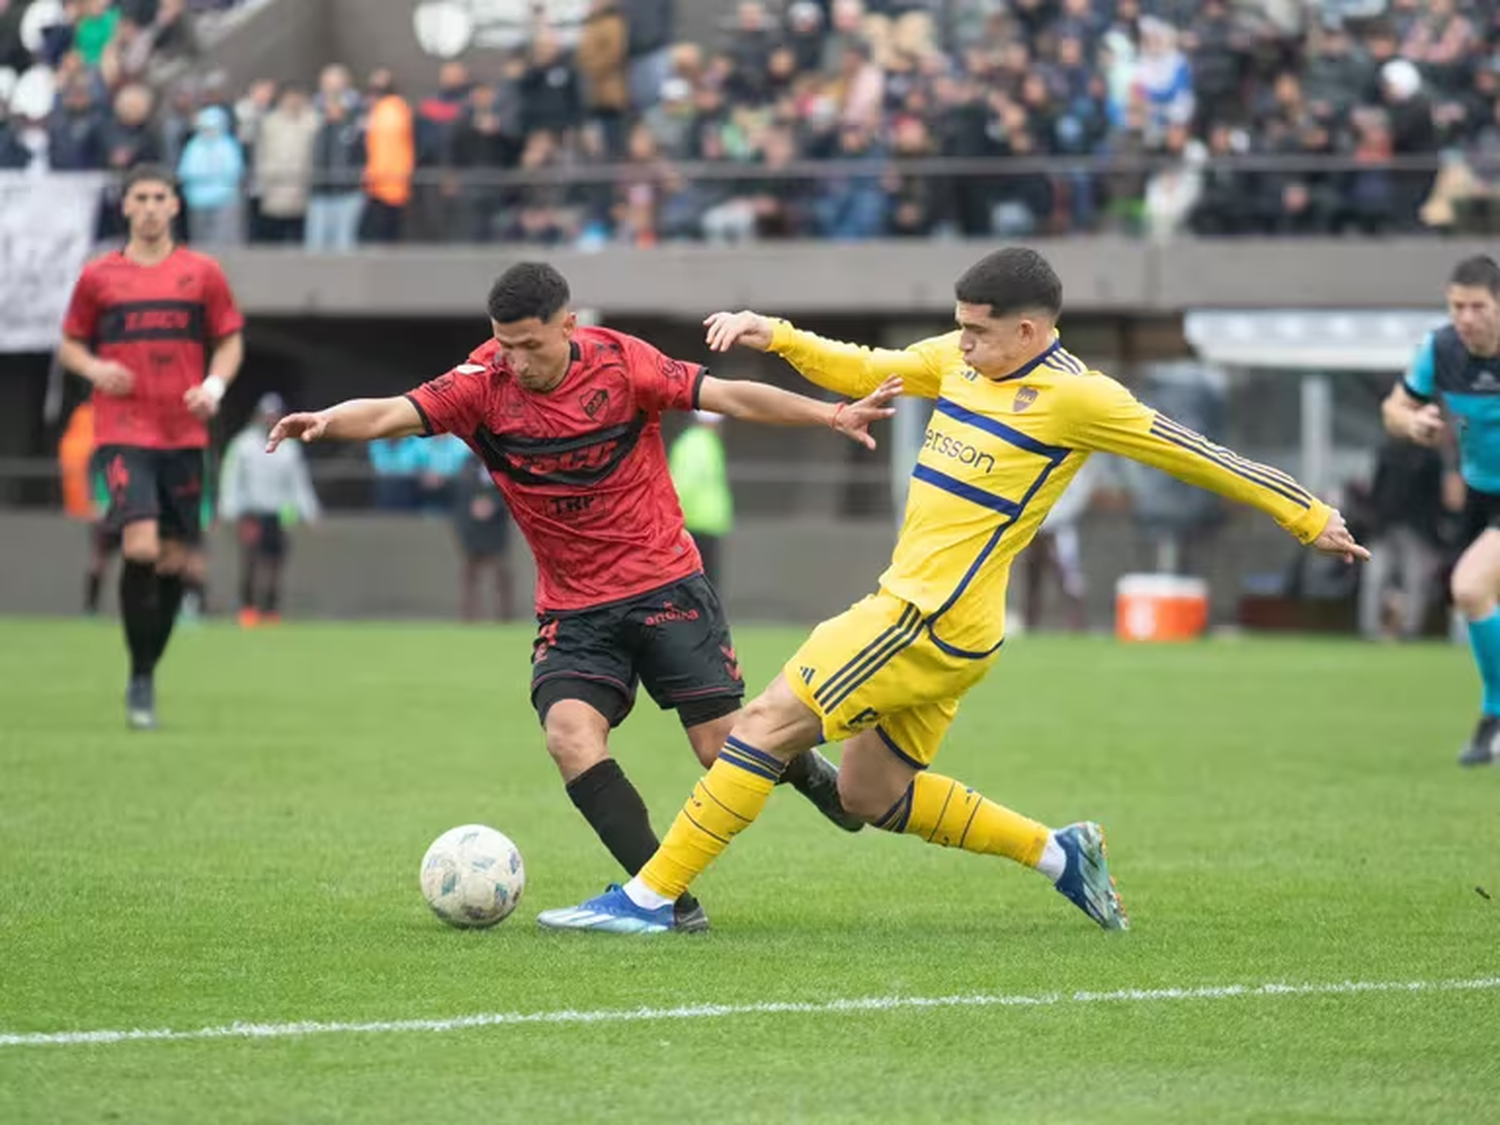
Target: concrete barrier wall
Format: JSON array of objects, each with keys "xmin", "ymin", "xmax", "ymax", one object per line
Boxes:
[
  {"xmin": 211, "ymin": 239, "xmax": 1474, "ymax": 319},
  {"xmin": 0, "ymin": 510, "xmax": 1304, "ymax": 628}
]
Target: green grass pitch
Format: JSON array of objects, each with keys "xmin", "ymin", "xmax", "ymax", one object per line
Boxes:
[{"xmin": 2, "ymin": 618, "xmax": 1498, "ymax": 1123}]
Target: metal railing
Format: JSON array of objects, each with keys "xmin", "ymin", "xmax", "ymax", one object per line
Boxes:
[
  {"xmin": 212, "ymin": 149, "xmax": 1479, "ymax": 190},
  {"xmin": 148, "ymin": 147, "xmax": 1481, "ymax": 246}
]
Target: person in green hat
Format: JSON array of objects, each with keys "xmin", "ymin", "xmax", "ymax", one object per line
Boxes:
[{"xmin": 669, "ymin": 410, "xmax": 732, "ymax": 591}]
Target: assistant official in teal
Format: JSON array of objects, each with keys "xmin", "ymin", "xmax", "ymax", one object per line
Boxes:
[
  {"xmin": 1384, "ymin": 255, "xmax": 1500, "ymax": 765},
  {"xmin": 668, "ymin": 410, "xmax": 732, "ymax": 591}
]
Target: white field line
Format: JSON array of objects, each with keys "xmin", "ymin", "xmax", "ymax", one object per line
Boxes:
[{"xmin": 3, "ymin": 975, "xmax": 1497, "ymax": 1050}]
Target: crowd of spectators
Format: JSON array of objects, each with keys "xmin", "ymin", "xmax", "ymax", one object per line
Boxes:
[
  {"xmin": 8, "ymin": 1, "xmax": 1500, "ymax": 245},
  {"xmin": 0, "ymin": 0, "xmax": 258, "ymax": 234}
]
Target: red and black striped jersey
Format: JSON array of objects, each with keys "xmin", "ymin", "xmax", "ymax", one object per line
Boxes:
[
  {"xmin": 408, "ymin": 326, "xmax": 707, "ymax": 613},
  {"xmin": 63, "ymin": 247, "xmax": 243, "ymax": 450}
]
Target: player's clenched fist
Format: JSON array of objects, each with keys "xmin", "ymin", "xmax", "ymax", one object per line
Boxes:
[
  {"xmin": 266, "ymin": 411, "xmax": 328, "ymax": 451},
  {"xmin": 87, "ymin": 359, "xmax": 135, "ymax": 396},
  {"xmin": 1406, "ymin": 403, "xmax": 1446, "ymax": 447},
  {"xmin": 182, "ymin": 383, "xmax": 222, "ymax": 420}
]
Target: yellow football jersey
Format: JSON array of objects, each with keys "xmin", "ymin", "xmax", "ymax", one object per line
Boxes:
[{"xmin": 770, "ymin": 322, "xmax": 1332, "ymax": 657}]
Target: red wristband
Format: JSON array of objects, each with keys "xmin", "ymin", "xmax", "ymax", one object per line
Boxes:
[{"xmin": 830, "ymin": 402, "xmax": 847, "ymax": 428}]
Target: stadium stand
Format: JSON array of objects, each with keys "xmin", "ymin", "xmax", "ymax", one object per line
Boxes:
[{"xmin": 1, "ymin": 0, "xmax": 1497, "ymax": 244}]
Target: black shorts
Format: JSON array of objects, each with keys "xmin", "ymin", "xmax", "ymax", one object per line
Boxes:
[
  {"xmin": 530, "ymin": 574, "xmax": 744, "ymax": 729},
  {"xmin": 1464, "ymin": 488, "xmax": 1500, "ymax": 545},
  {"xmin": 241, "ymin": 514, "xmax": 287, "ymax": 560},
  {"xmin": 96, "ymin": 446, "xmax": 205, "ymax": 544}
]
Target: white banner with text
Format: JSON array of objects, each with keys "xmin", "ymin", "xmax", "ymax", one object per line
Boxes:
[{"xmin": 0, "ymin": 172, "xmax": 105, "ymax": 354}]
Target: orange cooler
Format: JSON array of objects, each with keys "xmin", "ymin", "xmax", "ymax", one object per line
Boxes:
[{"xmin": 1115, "ymin": 574, "xmax": 1209, "ymax": 642}]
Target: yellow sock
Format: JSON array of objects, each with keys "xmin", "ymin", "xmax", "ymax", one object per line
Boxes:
[
  {"xmin": 877, "ymin": 772, "xmax": 1049, "ymax": 867},
  {"xmin": 639, "ymin": 737, "xmax": 781, "ymax": 899}
]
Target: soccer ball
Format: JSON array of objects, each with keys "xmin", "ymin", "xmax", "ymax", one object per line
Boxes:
[{"xmin": 419, "ymin": 824, "xmax": 525, "ymax": 929}]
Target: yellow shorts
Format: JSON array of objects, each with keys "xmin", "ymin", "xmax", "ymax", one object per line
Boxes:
[{"xmin": 784, "ymin": 591, "xmax": 998, "ymax": 768}]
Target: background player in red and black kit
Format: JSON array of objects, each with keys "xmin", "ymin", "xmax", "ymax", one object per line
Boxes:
[
  {"xmin": 58, "ymin": 165, "xmax": 246, "ymax": 730},
  {"xmin": 268, "ymin": 262, "xmax": 899, "ymax": 930}
]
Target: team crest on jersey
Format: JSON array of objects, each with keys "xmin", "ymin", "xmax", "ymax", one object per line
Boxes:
[
  {"xmin": 1013, "ymin": 386, "xmax": 1039, "ymax": 412},
  {"xmin": 580, "ymin": 389, "xmax": 610, "ymax": 419},
  {"xmin": 657, "ymin": 355, "xmax": 690, "ymax": 383}
]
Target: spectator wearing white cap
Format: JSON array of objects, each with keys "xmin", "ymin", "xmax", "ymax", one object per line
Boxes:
[
  {"xmin": 642, "ymin": 73, "xmax": 694, "ymax": 159},
  {"xmin": 785, "ymin": 1, "xmax": 826, "ymax": 74},
  {"xmin": 1381, "ymin": 57, "xmax": 1438, "ymax": 230},
  {"xmin": 668, "ymin": 410, "xmax": 732, "ymax": 592}
]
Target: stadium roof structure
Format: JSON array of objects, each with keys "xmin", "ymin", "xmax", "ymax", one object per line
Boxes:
[{"xmin": 1185, "ymin": 310, "xmax": 1446, "ymax": 373}]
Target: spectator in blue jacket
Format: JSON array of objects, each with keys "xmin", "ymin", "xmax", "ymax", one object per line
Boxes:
[{"xmin": 177, "ymin": 104, "xmax": 244, "ymax": 245}]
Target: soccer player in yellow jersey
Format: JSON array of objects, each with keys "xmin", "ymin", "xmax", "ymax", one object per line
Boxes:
[{"xmin": 538, "ymin": 247, "xmax": 1368, "ymax": 934}]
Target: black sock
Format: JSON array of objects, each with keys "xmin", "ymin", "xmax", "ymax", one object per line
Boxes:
[
  {"xmin": 779, "ymin": 750, "xmax": 812, "ymax": 789},
  {"xmin": 565, "ymin": 758, "xmax": 699, "ymax": 914},
  {"xmin": 120, "ymin": 561, "xmax": 160, "ymax": 679},
  {"xmin": 261, "ymin": 565, "xmax": 281, "ymax": 614},
  {"xmin": 152, "ymin": 572, "xmax": 185, "ymax": 667},
  {"xmin": 85, "ymin": 570, "xmax": 103, "ymax": 614},
  {"xmin": 239, "ymin": 548, "xmax": 256, "ymax": 611}
]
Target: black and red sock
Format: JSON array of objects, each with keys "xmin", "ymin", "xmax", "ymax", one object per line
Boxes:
[{"xmin": 566, "ymin": 758, "xmax": 700, "ymax": 915}]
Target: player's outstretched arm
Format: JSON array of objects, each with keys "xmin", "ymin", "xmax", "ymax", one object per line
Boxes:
[
  {"xmin": 697, "ymin": 375, "xmax": 901, "ymax": 450},
  {"xmin": 266, "ymin": 396, "xmax": 425, "ymax": 452},
  {"xmin": 1063, "ymin": 374, "xmax": 1370, "ymax": 563},
  {"xmin": 704, "ymin": 310, "xmax": 947, "ymax": 400}
]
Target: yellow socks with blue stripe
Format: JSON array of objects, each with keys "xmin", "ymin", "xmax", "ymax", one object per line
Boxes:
[
  {"xmin": 627, "ymin": 737, "xmax": 783, "ymax": 906},
  {"xmin": 876, "ymin": 772, "xmax": 1052, "ymax": 869},
  {"xmin": 1468, "ymin": 610, "xmax": 1500, "ymax": 717}
]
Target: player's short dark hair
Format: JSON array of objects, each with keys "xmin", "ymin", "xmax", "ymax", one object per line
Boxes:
[
  {"xmin": 1450, "ymin": 255, "xmax": 1500, "ymax": 296},
  {"xmin": 122, "ymin": 164, "xmax": 177, "ymax": 194},
  {"xmin": 954, "ymin": 247, "xmax": 1063, "ymax": 318},
  {"xmin": 487, "ymin": 262, "xmax": 571, "ymax": 325}
]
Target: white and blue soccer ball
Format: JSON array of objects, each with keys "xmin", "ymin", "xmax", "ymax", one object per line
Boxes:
[{"xmin": 420, "ymin": 824, "xmax": 525, "ymax": 929}]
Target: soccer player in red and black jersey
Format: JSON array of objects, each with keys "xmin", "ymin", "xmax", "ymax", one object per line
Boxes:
[
  {"xmin": 269, "ymin": 262, "xmax": 899, "ymax": 930},
  {"xmin": 58, "ymin": 165, "xmax": 246, "ymax": 730}
]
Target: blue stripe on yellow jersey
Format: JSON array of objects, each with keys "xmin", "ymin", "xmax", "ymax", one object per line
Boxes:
[{"xmin": 769, "ymin": 321, "xmax": 1333, "ymax": 656}]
